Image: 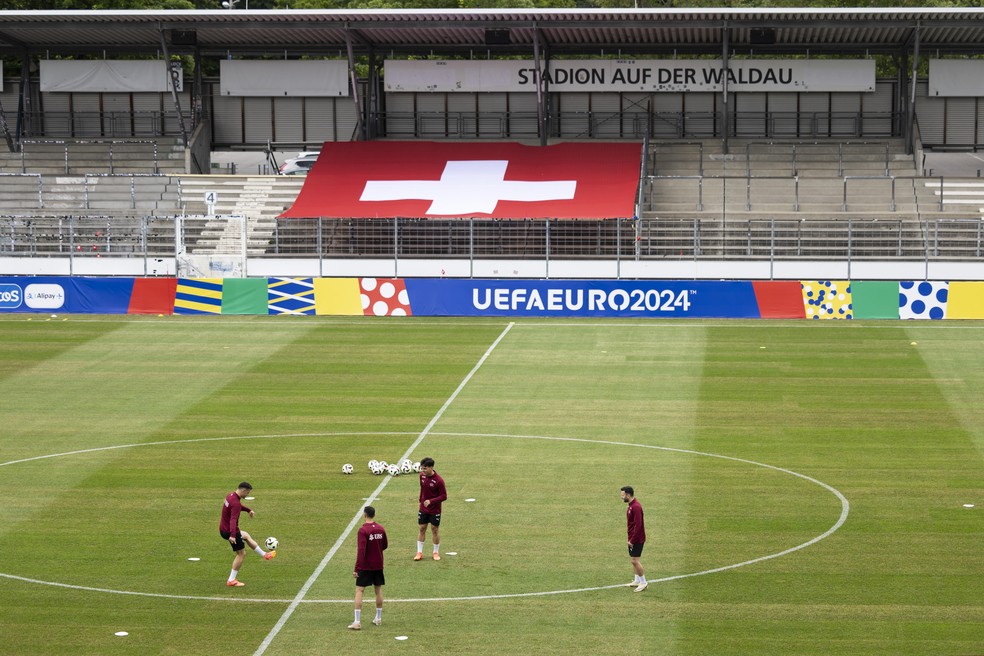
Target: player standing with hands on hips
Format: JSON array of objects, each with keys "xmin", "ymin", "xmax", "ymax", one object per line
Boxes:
[
  {"xmin": 219, "ymin": 481, "xmax": 276, "ymax": 588},
  {"xmin": 415, "ymin": 457, "xmax": 447, "ymax": 561},
  {"xmin": 620, "ymin": 486, "xmax": 647, "ymax": 592},
  {"xmin": 349, "ymin": 506, "xmax": 387, "ymax": 630}
]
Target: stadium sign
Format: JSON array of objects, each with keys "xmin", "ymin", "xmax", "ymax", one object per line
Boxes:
[
  {"xmin": 384, "ymin": 59, "xmax": 875, "ymax": 93},
  {"xmin": 0, "ymin": 283, "xmax": 21, "ymax": 309}
]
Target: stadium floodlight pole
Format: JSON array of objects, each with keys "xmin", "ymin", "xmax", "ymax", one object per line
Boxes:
[
  {"xmin": 906, "ymin": 22, "xmax": 920, "ymax": 156},
  {"xmin": 532, "ymin": 26, "xmax": 547, "ymax": 147},
  {"xmin": 721, "ymin": 22, "xmax": 730, "ymax": 156},
  {"xmin": 345, "ymin": 32, "xmax": 365, "ymax": 141},
  {"xmin": 157, "ymin": 25, "xmax": 188, "ymax": 148}
]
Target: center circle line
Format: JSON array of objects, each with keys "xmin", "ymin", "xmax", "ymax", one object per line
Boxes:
[{"xmin": 0, "ymin": 431, "xmax": 849, "ymax": 603}]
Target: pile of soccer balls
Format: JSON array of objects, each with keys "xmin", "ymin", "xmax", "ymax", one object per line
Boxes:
[{"xmin": 341, "ymin": 459, "xmax": 420, "ymax": 476}]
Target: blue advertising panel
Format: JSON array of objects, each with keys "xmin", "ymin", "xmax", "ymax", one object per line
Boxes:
[
  {"xmin": 0, "ymin": 277, "xmax": 134, "ymax": 314},
  {"xmin": 403, "ymin": 279, "xmax": 760, "ymax": 318}
]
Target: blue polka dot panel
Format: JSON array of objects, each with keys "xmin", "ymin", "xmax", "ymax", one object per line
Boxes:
[
  {"xmin": 898, "ymin": 281, "xmax": 948, "ymax": 320},
  {"xmin": 800, "ymin": 280, "xmax": 852, "ymax": 320}
]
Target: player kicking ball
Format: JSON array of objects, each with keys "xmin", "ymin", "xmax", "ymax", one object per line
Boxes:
[{"xmin": 219, "ymin": 481, "xmax": 276, "ymax": 587}]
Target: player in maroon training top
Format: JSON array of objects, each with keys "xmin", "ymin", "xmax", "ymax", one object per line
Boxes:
[
  {"xmin": 219, "ymin": 481, "xmax": 275, "ymax": 588},
  {"xmin": 349, "ymin": 505, "xmax": 388, "ymax": 630},
  {"xmin": 414, "ymin": 456, "xmax": 448, "ymax": 561},
  {"xmin": 620, "ymin": 485, "xmax": 647, "ymax": 592}
]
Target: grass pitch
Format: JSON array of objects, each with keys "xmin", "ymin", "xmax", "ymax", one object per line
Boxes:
[{"xmin": 1, "ymin": 316, "xmax": 983, "ymax": 655}]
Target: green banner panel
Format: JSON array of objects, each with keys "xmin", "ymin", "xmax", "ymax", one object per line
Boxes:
[
  {"xmin": 852, "ymin": 280, "xmax": 899, "ymax": 319},
  {"xmin": 221, "ymin": 278, "xmax": 268, "ymax": 315}
]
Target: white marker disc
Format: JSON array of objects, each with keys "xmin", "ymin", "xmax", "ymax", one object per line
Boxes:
[
  {"xmin": 963, "ymin": 504, "xmax": 975, "ymax": 508},
  {"xmin": 445, "ymin": 552, "xmax": 458, "ymax": 556},
  {"xmin": 188, "ymin": 557, "xmax": 200, "ymax": 561},
  {"xmin": 395, "ymin": 636, "xmax": 409, "ymax": 641},
  {"xmin": 465, "ymin": 498, "xmax": 476, "ymax": 502},
  {"xmin": 115, "ymin": 631, "xmax": 129, "ymax": 637}
]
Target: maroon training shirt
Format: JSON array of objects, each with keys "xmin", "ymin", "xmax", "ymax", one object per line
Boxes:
[
  {"xmin": 220, "ymin": 491, "xmax": 251, "ymax": 536},
  {"xmin": 626, "ymin": 498, "xmax": 646, "ymax": 545},
  {"xmin": 355, "ymin": 521, "xmax": 388, "ymax": 572},
  {"xmin": 419, "ymin": 471, "xmax": 448, "ymax": 514}
]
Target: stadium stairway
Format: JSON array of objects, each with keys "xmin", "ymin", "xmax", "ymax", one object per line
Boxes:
[{"xmin": 175, "ymin": 175, "xmax": 306, "ymax": 255}]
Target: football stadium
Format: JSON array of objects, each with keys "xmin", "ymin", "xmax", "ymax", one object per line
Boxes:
[{"xmin": 2, "ymin": 8, "xmax": 984, "ymax": 655}]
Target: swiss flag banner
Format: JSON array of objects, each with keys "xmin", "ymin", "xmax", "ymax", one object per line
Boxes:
[{"xmin": 279, "ymin": 141, "xmax": 642, "ymax": 219}]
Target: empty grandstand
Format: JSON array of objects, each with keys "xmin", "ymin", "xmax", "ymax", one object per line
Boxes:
[{"xmin": 2, "ymin": 8, "xmax": 984, "ymax": 280}]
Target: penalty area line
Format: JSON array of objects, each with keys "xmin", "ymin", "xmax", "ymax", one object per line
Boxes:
[{"xmin": 252, "ymin": 322, "xmax": 514, "ymax": 656}]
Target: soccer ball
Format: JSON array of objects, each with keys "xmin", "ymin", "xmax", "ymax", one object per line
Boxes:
[
  {"xmin": 413, "ymin": 461, "xmax": 421, "ymax": 473},
  {"xmin": 400, "ymin": 460, "xmax": 413, "ymax": 474},
  {"xmin": 387, "ymin": 464, "xmax": 400, "ymax": 476},
  {"xmin": 342, "ymin": 463, "xmax": 354, "ymax": 474},
  {"xmin": 265, "ymin": 537, "xmax": 279, "ymax": 550},
  {"xmin": 378, "ymin": 460, "xmax": 389, "ymax": 469},
  {"xmin": 371, "ymin": 465, "xmax": 383, "ymax": 475},
  {"xmin": 368, "ymin": 459, "xmax": 379, "ymax": 470}
]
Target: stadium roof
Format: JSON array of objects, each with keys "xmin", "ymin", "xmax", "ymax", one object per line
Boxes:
[{"xmin": 2, "ymin": 8, "xmax": 984, "ymax": 58}]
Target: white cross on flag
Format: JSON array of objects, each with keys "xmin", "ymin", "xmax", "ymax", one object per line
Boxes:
[{"xmin": 279, "ymin": 141, "xmax": 642, "ymax": 219}]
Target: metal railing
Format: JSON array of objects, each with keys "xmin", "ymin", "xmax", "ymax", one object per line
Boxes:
[
  {"xmin": 745, "ymin": 141, "xmax": 891, "ymax": 177},
  {"xmin": 23, "ymin": 111, "xmax": 189, "ymax": 139},
  {"xmin": 378, "ymin": 110, "xmax": 903, "ymax": 141},
  {"xmin": 20, "ymin": 139, "xmax": 160, "ymax": 174},
  {"xmin": 7, "ymin": 216, "xmax": 974, "ymax": 262},
  {"xmin": 843, "ymin": 176, "xmax": 896, "ymax": 212},
  {"xmin": 12, "ymin": 108, "xmax": 900, "ymax": 144},
  {"xmin": 646, "ymin": 174, "xmax": 904, "ymax": 214},
  {"xmin": 0, "ymin": 172, "xmax": 172, "ymax": 211}
]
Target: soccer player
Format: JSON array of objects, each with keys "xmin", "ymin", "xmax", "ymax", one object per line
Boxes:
[
  {"xmin": 219, "ymin": 481, "xmax": 275, "ymax": 588},
  {"xmin": 415, "ymin": 456, "xmax": 447, "ymax": 561},
  {"xmin": 620, "ymin": 485, "xmax": 647, "ymax": 592},
  {"xmin": 349, "ymin": 505, "xmax": 388, "ymax": 630}
]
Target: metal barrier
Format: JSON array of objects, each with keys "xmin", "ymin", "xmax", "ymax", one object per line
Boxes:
[
  {"xmin": 843, "ymin": 176, "xmax": 896, "ymax": 211},
  {"xmin": 745, "ymin": 141, "xmax": 891, "ymax": 177},
  {"xmin": 20, "ymin": 139, "xmax": 160, "ymax": 174},
  {"xmin": 23, "ymin": 111, "xmax": 188, "ymax": 139},
  {"xmin": 7, "ymin": 216, "xmax": 984, "ymax": 265},
  {"xmin": 377, "ymin": 110, "xmax": 903, "ymax": 141}
]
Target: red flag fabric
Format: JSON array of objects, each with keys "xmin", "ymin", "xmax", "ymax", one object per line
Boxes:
[{"xmin": 278, "ymin": 141, "xmax": 641, "ymax": 219}]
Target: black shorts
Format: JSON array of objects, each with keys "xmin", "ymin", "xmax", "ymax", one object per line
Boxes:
[
  {"xmin": 355, "ymin": 570, "xmax": 385, "ymax": 588},
  {"xmin": 220, "ymin": 530, "xmax": 245, "ymax": 552},
  {"xmin": 418, "ymin": 511, "xmax": 441, "ymax": 527},
  {"xmin": 628, "ymin": 543, "xmax": 644, "ymax": 558}
]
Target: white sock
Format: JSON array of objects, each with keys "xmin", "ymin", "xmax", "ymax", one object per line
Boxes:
[
  {"xmin": 416, "ymin": 541, "xmax": 424, "ymax": 552},
  {"xmin": 254, "ymin": 546, "xmax": 265, "ymax": 556},
  {"xmin": 229, "ymin": 569, "xmax": 238, "ymax": 582},
  {"xmin": 433, "ymin": 544, "xmax": 440, "ymax": 554},
  {"xmin": 375, "ymin": 607, "xmax": 382, "ymax": 621},
  {"xmin": 354, "ymin": 609, "xmax": 361, "ymax": 624}
]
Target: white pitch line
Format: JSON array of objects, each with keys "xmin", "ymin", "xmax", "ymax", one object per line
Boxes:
[{"xmin": 251, "ymin": 322, "xmax": 514, "ymax": 656}]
